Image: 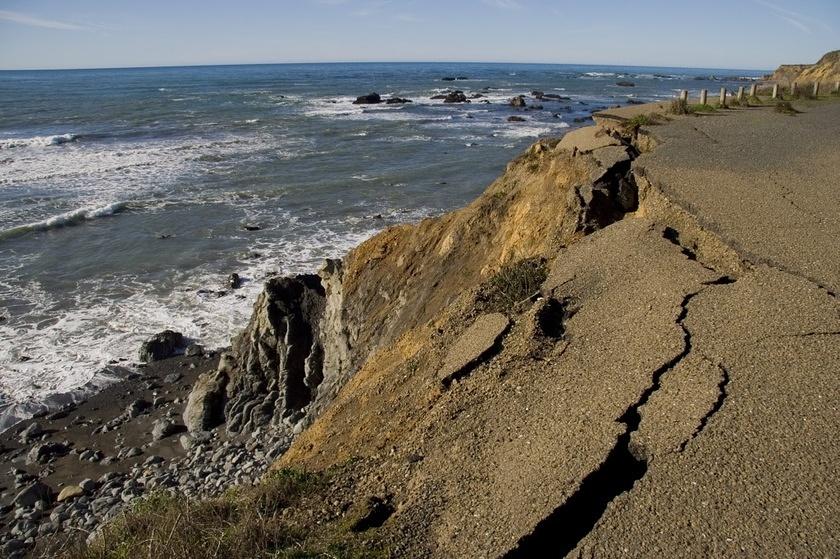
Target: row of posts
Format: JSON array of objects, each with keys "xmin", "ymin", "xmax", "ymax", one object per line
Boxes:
[{"xmin": 678, "ymin": 80, "xmax": 839, "ymax": 104}]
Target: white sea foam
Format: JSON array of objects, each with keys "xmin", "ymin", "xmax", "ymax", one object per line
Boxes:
[
  {"xmin": 0, "ymin": 134, "xmax": 78, "ymax": 150},
  {"xmin": 0, "ymin": 204, "xmax": 438, "ymax": 430},
  {"xmin": 583, "ymin": 72, "xmax": 616, "ymax": 77}
]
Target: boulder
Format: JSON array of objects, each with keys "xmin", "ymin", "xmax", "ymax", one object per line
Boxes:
[
  {"xmin": 125, "ymin": 399, "xmax": 152, "ymax": 419},
  {"xmin": 18, "ymin": 422, "xmax": 43, "ymax": 444},
  {"xmin": 139, "ymin": 330, "xmax": 184, "ymax": 362},
  {"xmin": 228, "ymin": 273, "xmax": 242, "ymax": 289},
  {"xmin": 163, "ymin": 372, "xmax": 183, "ymax": 384},
  {"xmin": 26, "ymin": 442, "xmax": 68, "ymax": 465},
  {"xmin": 13, "ymin": 481, "xmax": 52, "ymax": 508},
  {"xmin": 183, "ymin": 371, "xmax": 228, "ymax": 432},
  {"xmin": 441, "ymin": 76, "xmax": 456, "ymax": 81},
  {"xmin": 616, "ymin": 81, "xmax": 635, "ymax": 87},
  {"xmin": 507, "ymin": 116, "xmax": 526, "ymax": 122},
  {"xmin": 56, "ymin": 485, "xmax": 84, "ymax": 502},
  {"xmin": 385, "ymin": 97, "xmax": 413, "ymax": 104},
  {"xmin": 151, "ymin": 418, "xmax": 178, "ymax": 441},
  {"xmin": 531, "ymin": 90, "xmax": 545, "ymax": 99},
  {"xmin": 185, "ymin": 344, "xmax": 204, "ymax": 357},
  {"xmin": 443, "ymin": 91, "xmax": 469, "ymax": 103},
  {"xmin": 352, "ymin": 93, "xmax": 382, "ymax": 105}
]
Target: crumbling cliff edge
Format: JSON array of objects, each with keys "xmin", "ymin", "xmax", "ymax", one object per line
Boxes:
[{"xmin": 180, "ymin": 99, "xmax": 840, "ymax": 558}]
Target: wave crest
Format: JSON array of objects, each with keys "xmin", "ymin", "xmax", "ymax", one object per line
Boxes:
[
  {"xmin": 0, "ymin": 133, "xmax": 78, "ymax": 150},
  {"xmin": 0, "ymin": 202, "xmax": 127, "ymax": 241}
]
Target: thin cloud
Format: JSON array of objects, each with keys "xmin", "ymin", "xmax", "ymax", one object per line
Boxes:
[
  {"xmin": 752, "ymin": 0, "xmax": 833, "ymax": 34},
  {"xmin": 482, "ymin": 0, "xmax": 523, "ymax": 9},
  {"xmin": 0, "ymin": 10, "xmax": 87, "ymax": 31}
]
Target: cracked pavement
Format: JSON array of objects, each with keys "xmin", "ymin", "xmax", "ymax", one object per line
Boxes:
[{"xmin": 277, "ymin": 103, "xmax": 840, "ymax": 558}]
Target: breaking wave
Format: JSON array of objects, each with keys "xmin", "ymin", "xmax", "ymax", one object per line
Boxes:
[
  {"xmin": 0, "ymin": 202, "xmax": 127, "ymax": 241},
  {"xmin": 0, "ymin": 134, "xmax": 79, "ymax": 149}
]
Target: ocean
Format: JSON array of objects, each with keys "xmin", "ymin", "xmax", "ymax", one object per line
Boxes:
[{"xmin": 0, "ymin": 62, "xmax": 764, "ymax": 427}]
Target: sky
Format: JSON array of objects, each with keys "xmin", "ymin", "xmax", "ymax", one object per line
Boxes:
[{"xmin": 0, "ymin": 0, "xmax": 837, "ymax": 71}]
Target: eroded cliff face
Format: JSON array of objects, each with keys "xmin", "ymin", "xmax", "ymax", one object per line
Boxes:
[
  {"xmin": 769, "ymin": 50, "xmax": 840, "ymax": 85},
  {"xmin": 186, "ymin": 127, "xmax": 642, "ymax": 435}
]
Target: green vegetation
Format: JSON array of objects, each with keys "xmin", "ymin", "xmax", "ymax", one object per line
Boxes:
[
  {"xmin": 774, "ymin": 101, "xmax": 801, "ymax": 115},
  {"xmin": 689, "ymin": 103, "xmax": 717, "ymax": 113},
  {"xmin": 620, "ymin": 113, "xmax": 666, "ymax": 133},
  {"xmin": 478, "ymin": 257, "xmax": 548, "ymax": 314},
  {"xmin": 56, "ymin": 469, "xmax": 389, "ymax": 559}
]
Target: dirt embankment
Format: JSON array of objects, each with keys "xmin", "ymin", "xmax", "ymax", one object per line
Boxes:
[{"xmin": 768, "ymin": 49, "xmax": 840, "ymax": 85}]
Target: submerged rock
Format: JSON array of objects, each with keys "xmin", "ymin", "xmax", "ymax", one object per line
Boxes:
[
  {"xmin": 616, "ymin": 81, "xmax": 635, "ymax": 87},
  {"xmin": 139, "ymin": 330, "xmax": 184, "ymax": 362},
  {"xmin": 386, "ymin": 97, "xmax": 413, "ymax": 104}
]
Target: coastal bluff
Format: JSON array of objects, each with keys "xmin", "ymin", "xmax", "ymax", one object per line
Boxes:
[
  {"xmin": 767, "ymin": 49, "xmax": 840, "ymax": 85},
  {"xmin": 182, "ymin": 101, "xmax": 840, "ymax": 556}
]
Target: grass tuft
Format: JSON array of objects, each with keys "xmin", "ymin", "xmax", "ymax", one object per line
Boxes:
[
  {"xmin": 667, "ymin": 98, "xmax": 692, "ymax": 115},
  {"xmin": 620, "ymin": 113, "xmax": 665, "ymax": 134},
  {"xmin": 477, "ymin": 257, "xmax": 548, "ymax": 314},
  {"xmin": 774, "ymin": 101, "xmax": 800, "ymax": 115}
]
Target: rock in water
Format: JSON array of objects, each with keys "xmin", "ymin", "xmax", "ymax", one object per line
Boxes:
[
  {"xmin": 228, "ymin": 273, "xmax": 242, "ymax": 289},
  {"xmin": 443, "ymin": 91, "xmax": 468, "ymax": 103},
  {"xmin": 385, "ymin": 97, "xmax": 412, "ymax": 104},
  {"xmin": 509, "ymin": 95, "xmax": 527, "ymax": 108},
  {"xmin": 508, "ymin": 116, "xmax": 526, "ymax": 122},
  {"xmin": 139, "ymin": 330, "xmax": 184, "ymax": 362},
  {"xmin": 352, "ymin": 93, "xmax": 382, "ymax": 105},
  {"xmin": 616, "ymin": 81, "xmax": 635, "ymax": 87},
  {"xmin": 183, "ymin": 372, "xmax": 227, "ymax": 432}
]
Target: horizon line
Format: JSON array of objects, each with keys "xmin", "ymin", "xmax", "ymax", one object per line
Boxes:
[{"xmin": 0, "ymin": 60, "xmax": 771, "ymax": 73}]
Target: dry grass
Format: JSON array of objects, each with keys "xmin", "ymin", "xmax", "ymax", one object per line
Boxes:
[
  {"xmin": 774, "ymin": 101, "xmax": 801, "ymax": 115},
  {"xmin": 477, "ymin": 257, "xmax": 548, "ymax": 314},
  {"xmin": 667, "ymin": 98, "xmax": 692, "ymax": 115},
  {"xmin": 54, "ymin": 469, "xmax": 389, "ymax": 559},
  {"xmin": 620, "ymin": 113, "xmax": 666, "ymax": 134}
]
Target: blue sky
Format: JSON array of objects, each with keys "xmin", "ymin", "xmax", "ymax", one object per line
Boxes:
[{"xmin": 0, "ymin": 0, "xmax": 837, "ymax": 70}]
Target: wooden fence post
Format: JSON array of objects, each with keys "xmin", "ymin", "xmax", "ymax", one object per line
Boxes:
[
  {"xmin": 719, "ymin": 87, "xmax": 727, "ymax": 106},
  {"xmin": 813, "ymin": 82, "xmax": 820, "ymax": 97},
  {"xmin": 680, "ymin": 90, "xmax": 688, "ymax": 103},
  {"xmin": 771, "ymin": 84, "xmax": 779, "ymax": 99},
  {"xmin": 835, "ymin": 81, "xmax": 840, "ymax": 93},
  {"xmin": 791, "ymin": 82, "xmax": 797, "ymax": 96},
  {"xmin": 737, "ymin": 86, "xmax": 745, "ymax": 101},
  {"xmin": 749, "ymin": 83, "xmax": 757, "ymax": 97},
  {"xmin": 700, "ymin": 89, "xmax": 708, "ymax": 105}
]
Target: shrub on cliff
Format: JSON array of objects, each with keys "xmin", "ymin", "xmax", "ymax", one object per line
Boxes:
[
  {"xmin": 477, "ymin": 257, "xmax": 548, "ymax": 314},
  {"xmin": 58, "ymin": 469, "xmax": 388, "ymax": 559}
]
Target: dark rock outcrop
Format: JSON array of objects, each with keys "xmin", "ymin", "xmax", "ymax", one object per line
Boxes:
[
  {"xmin": 139, "ymin": 330, "xmax": 184, "ymax": 362},
  {"xmin": 510, "ymin": 96, "xmax": 527, "ymax": 108},
  {"xmin": 442, "ymin": 91, "xmax": 469, "ymax": 103},
  {"xmin": 616, "ymin": 81, "xmax": 635, "ymax": 87},
  {"xmin": 352, "ymin": 93, "xmax": 382, "ymax": 105},
  {"xmin": 386, "ymin": 97, "xmax": 413, "ymax": 104},
  {"xmin": 223, "ymin": 274, "xmax": 328, "ymax": 433}
]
